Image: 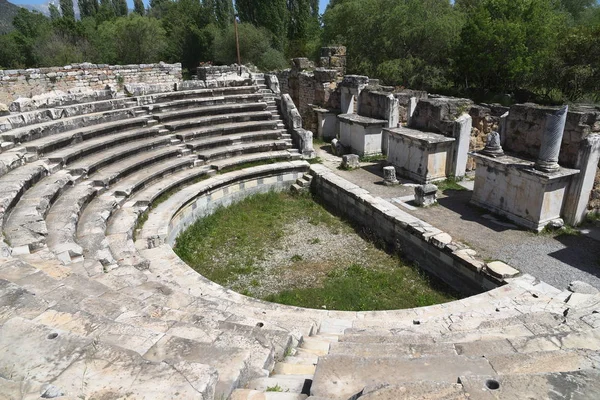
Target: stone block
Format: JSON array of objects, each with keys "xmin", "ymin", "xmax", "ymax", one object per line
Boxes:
[
  {"xmin": 338, "ymin": 113, "xmax": 387, "ymax": 156},
  {"xmin": 485, "ymin": 261, "xmax": 519, "ymax": 279},
  {"xmin": 414, "ymin": 184, "xmax": 438, "ymax": 207},
  {"xmin": 341, "ymin": 154, "xmax": 360, "ymax": 170},
  {"xmin": 383, "ymin": 166, "xmax": 399, "ymax": 186}
]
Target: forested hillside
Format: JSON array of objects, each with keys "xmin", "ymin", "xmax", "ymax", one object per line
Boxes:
[{"xmin": 0, "ymin": 0, "xmax": 598, "ymax": 103}]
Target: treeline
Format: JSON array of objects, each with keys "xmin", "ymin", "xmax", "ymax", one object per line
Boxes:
[
  {"xmin": 0, "ymin": 0, "xmax": 321, "ymax": 75},
  {"xmin": 0, "ymin": 0, "xmax": 598, "ymax": 103},
  {"xmin": 324, "ymin": 0, "xmax": 600, "ymax": 103}
]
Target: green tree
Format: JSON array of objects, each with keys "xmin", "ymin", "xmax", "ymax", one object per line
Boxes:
[
  {"xmin": 49, "ymin": 3, "xmax": 62, "ymax": 20},
  {"xmin": 112, "ymin": 0, "xmax": 128, "ymax": 17},
  {"xmin": 78, "ymin": 0, "xmax": 99, "ymax": 18},
  {"xmin": 236, "ymin": 0, "xmax": 288, "ymax": 49},
  {"xmin": 59, "ymin": 0, "xmax": 75, "ymax": 20},
  {"xmin": 213, "ymin": 22, "xmax": 288, "ymax": 70},
  {"xmin": 149, "ymin": 0, "xmax": 171, "ymax": 18},
  {"xmin": 214, "ymin": 0, "xmax": 234, "ymax": 28},
  {"xmin": 455, "ymin": 0, "xmax": 566, "ymax": 93},
  {"xmin": 133, "ymin": 0, "xmax": 145, "ymax": 15},
  {"xmin": 96, "ymin": 14, "xmax": 167, "ymax": 63}
]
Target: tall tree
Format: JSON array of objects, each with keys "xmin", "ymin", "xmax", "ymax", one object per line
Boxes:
[
  {"xmin": 49, "ymin": 3, "xmax": 62, "ymax": 20},
  {"xmin": 78, "ymin": 0, "xmax": 99, "ymax": 18},
  {"xmin": 149, "ymin": 0, "xmax": 172, "ymax": 18},
  {"xmin": 59, "ymin": 0, "xmax": 75, "ymax": 20},
  {"xmin": 214, "ymin": 0, "xmax": 234, "ymax": 28},
  {"xmin": 133, "ymin": 0, "xmax": 145, "ymax": 15},
  {"xmin": 236, "ymin": 0, "xmax": 288, "ymax": 49},
  {"xmin": 112, "ymin": 0, "xmax": 128, "ymax": 17}
]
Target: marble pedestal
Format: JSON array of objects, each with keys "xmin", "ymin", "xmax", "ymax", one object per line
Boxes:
[
  {"xmin": 470, "ymin": 153, "xmax": 579, "ymax": 232},
  {"xmin": 338, "ymin": 113, "xmax": 387, "ymax": 156},
  {"xmin": 315, "ymin": 108, "xmax": 339, "ymax": 141},
  {"xmin": 385, "ymin": 126, "xmax": 455, "ymax": 183}
]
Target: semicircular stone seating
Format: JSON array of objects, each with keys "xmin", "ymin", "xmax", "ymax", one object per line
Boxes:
[{"xmin": 1, "ymin": 76, "xmax": 600, "ymax": 400}]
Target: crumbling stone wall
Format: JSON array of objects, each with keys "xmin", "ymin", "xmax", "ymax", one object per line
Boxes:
[
  {"xmin": 504, "ymin": 104, "xmax": 600, "ymax": 168},
  {"xmin": 319, "ymin": 46, "xmax": 346, "ymax": 76},
  {"xmin": 410, "ymin": 97, "xmax": 474, "ymax": 135},
  {"xmin": 395, "ymin": 89, "xmax": 428, "ymax": 123},
  {"xmin": 466, "ymin": 104, "xmax": 508, "ymax": 170},
  {"xmin": 0, "ymin": 62, "xmax": 182, "ymax": 105},
  {"xmin": 592, "ymin": 165, "xmax": 600, "ymax": 213}
]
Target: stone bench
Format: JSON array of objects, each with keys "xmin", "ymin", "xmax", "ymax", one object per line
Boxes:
[
  {"xmin": 337, "ymin": 113, "xmax": 388, "ymax": 156},
  {"xmin": 164, "ymin": 110, "xmax": 274, "ymax": 132},
  {"xmin": 174, "ymin": 119, "xmax": 283, "ymax": 142},
  {"xmin": 153, "ymin": 101, "xmax": 267, "ymax": 123},
  {"xmin": 385, "ymin": 126, "xmax": 455, "ymax": 183}
]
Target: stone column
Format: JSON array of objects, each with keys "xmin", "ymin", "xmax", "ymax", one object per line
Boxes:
[
  {"xmin": 481, "ymin": 131, "xmax": 504, "ymax": 157},
  {"xmin": 535, "ymin": 105, "xmax": 568, "ymax": 172},
  {"xmin": 406, "ymin": 97, "xmax": 418, "ymax": 127},
  {"xmin": 499, "ymin": 111, "xmax": 509, "ymax": 147},
  {"xmin": 563, "ymin": 134, "xmax": 600, "ymax": 225},
  {"xmin": 449, "ymin": 113, "xmax": 472, "ymax": 179}
]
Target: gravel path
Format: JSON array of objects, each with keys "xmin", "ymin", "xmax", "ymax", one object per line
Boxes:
[{"xmin": 315, "ymin": 146, "xmax": 600, "ymax": 291}]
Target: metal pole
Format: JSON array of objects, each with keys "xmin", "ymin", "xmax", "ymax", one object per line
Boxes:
[{"xmin": 234, "ymin": 14, "xmax": 241, "ymax": 74}]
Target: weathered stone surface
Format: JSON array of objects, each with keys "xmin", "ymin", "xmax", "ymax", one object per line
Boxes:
[
  {"xmin": 383, "ymin": 166, "xmax": 399, "ymax": 186},
  {"xmin": 485, "ymin": 261, "xmax": 520, "ymax": 279},
  {"xmin": 569, "ymin": 281, "xmax": 600, "ymax": 295},
  {"xmin": 342, "ymin": 154, "xmax": 360, "ymax": 170},
  {"xmin": 415, "ymin": 184, "xmax": 438, "ymax": 207}
]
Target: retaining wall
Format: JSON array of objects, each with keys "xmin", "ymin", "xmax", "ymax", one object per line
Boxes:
[
  {"xmin": 0, "ymin": 62, "xmax": 182, "ymax": 105},
  {"xmin": 309, "ymin": 164, "xmax": 503, "ymax": 296}
]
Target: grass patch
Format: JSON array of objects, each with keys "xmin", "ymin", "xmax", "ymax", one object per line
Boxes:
[
  {"xmin": 266, "ymin": 384, "xmax": 284, "ymax": 392},
  {"xmin": 586, "ymin": 212, "xmax": 600, "ymax": 223},
  {"xmin": 435, "ymin": 177, "xmax": 467, "ymax": 192},
  {"xmin": 359, "ymin": 154, "xmax": 386, "ymax": 163},
  {"xmin": 174, "ymin": 191, "xmax": 457, "ymax": 311},
  {"xmin": 218, "ymin": 158, "xmax": 281, "ymax": 174},
  {"xmin": 307, "ymin": 157, "xmax": 323, "ymax": 164}
]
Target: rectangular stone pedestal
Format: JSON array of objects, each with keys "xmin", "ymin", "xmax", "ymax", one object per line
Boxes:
[
  {"xmin": 385, "ymin": 126, "xmax": 455, "ymax": 183},
  {"xmin": 338, "ymin": 113, "xmax": 387, "ymax": 156},
  {"xmin": 471, "ymin": 153, "xmax": 579, "ymax": 231},
  {"xmin": 315, "ymin": 108, "xmax": 339, "ymax": 141}
]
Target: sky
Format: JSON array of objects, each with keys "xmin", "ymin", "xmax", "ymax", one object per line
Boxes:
[{"xmin": 9, "ymin": 0, "xmax": 331, "ymax": 14}]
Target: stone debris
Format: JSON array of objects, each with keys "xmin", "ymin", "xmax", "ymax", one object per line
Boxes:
[
  {"xmin": 486, "ymin": 261, "xmax": 520, "ymax": 279},
  {"xmin": 414, "ymin": 184, "xmax": 438, "ymax": 207},
  {"xmin": 569, "ymin": 280, "xmax": 600, "ymax": 295},
  {"xmin": 341, "ymin": 154, "xmax": 360, "ymax": 170}
]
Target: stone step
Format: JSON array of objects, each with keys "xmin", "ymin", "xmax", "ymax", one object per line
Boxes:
[
  {"xmin": 311, "ymin": 350, "xmax": 597, "ymax": 399},
  {"xmin": 145, "ymin": 93, "xmax": 265, "ymax": 113},
  {"xmin": 1, "ymin": 107, "xmax": 143, "ymax": 144},
  {"xmin": 328, "ymin": 341, "xmax": 457, "ymax": 358},
  {"xmin": 137, "ymin": 85, "xmax": 259, "ymax": 106},
  {"xmin": 0, "ymin": 317, "xmax": 218, "ymax": 399},
  {"xmin": 165, "ymin": 110, "xmax": 273, "ymax": 133},
  {"xmin": 296, "ymin": 177, "xmax": 312, "ymax": 188},
  {"xmin": 357, "ymin": 381, "xmax": 469, "ymax": 400},
  {"xmin": 152, "ymin": 99, "xmax": 267, "ymax": 122},
  {"xmin": 0, "ymin": 147, "xmax": 27, "ymax": 178},
  {"xmin": 273, "ymin": 362, "xmax": 317, "ymax": 375},
  {"xmin": 90, "ymin": 145, "xmax": 188, "ymax": 187},
  {"xmin": 109, "ymin": 155, "xmax": 199, "ymax": 198},
  {"xmin": 3, "ymin": 170, "xmax": 74, "ymax": 252},
  {"xmin": 246, "ymin": 375, "xmax": 313, "ymax": 393},
  {"xmin": 290, "ymin": 183, "xmax": 304, "ymax": 194},
  {"xmin": 45, "ymin": 183, "xmax": 99, "ymax": 265},
  {"xmin": 283, "ymin": 355, "xmax": 319, "ymax": 365},
  {"xmin": 128, "ymin": 165, "xmax": 217, "ymax": 207},
  {"xmin": 63, "ymin": 134, "xmax": 175, "ymax": 176},
  {"xmin": 186, "ymin": 129, "xmax": 284, "ymax": 151},
  {"xmin": 46, "ymin": 126, "xmax": 162, "ymax": 169},
  {"xmin": 175, "ymin": 119, "xmax": 284, "ymax": 142},
  {"xmin": 232, "ymin": 389, "xmax": 309, "ymax": 400},
  {"xmin": 196, "ymin": 140, "xmax": 290, "ymax": 162},
  {"xmin": 458, "ymin": 370, "xmax": 600, "ymax": 400},
  {"xmin": 210, "ymin": 150, "xmax": 292, "ymax": 171},
  {"xmin": 23, "ymin": 116, "xmax": 152, "ymax": 156}
]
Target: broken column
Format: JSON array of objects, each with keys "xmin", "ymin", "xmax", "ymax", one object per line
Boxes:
[
  {"xmin": 339, "ymin": 75, "xmax": 369, "ymax": 114},
  {"xmin": 383, "ymin": 166, "xmax": 399, "ymax": 186},
  {"xmin": 535, "ymin": 105, "xmax": 568, "ymax": 173},
  {"xmin": 341, "ymin": 154, "xmax": 360, "ymax": 170},
  {"xmin": 415, "ymin": 184, "xmax": 438, "ymax": 207},
  {"xmin": 450, "ymin": 113, "xmax": 472, "ymax": 179},
  {"xmin": 480, "ymin": 131, "xmax": 504, "ymax": 157}
]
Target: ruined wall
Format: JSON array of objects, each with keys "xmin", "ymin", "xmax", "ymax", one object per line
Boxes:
[
  {"xmin": 466, "ymin": 104, "xmax": 509, "ymax": 171},
  {"xmin": 0, "ymin": 62, "xmax": 182, "ymax": 105},
  {"xmin": 319, "ymin": 46, "xmax": 346, "ymax": 76},
  {"xmin": 504, "ymin": 104, "xmax": 600, "ymax": 168},
  {"xmin": 410, "ymin": 97, "xmax": 474, "ymax": 136},
  {"xmin": 593, "ymin": 164, "xmax": 600, "ymax": 213},
  {"xmin": 395, "ymin": 90, "xmax": 428, "ymax": 123}
]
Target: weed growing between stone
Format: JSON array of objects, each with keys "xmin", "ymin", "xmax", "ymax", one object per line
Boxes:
[{"xmin": 174, "ymin": 191, "xmax": 457, "ymax": 311}]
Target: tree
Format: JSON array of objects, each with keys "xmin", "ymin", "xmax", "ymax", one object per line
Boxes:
[
  {"xmin": 133, "ymin": 0, "xmax": 145, "ymax": 15},
  {"xmin": 59, "ymin": 0, "xmax": 75, "ymax": 20},
  {"xmin": 78, "ymin": 0, "xmax": 99, "ymax": 18},
  {"xmin": 149, "ymin": 0, "xmax": 171, "ymax": 18},
  {"xmin": 112, "ymin": 0, "xmax": 128, "ymax": 17},
  {"xmin": 455, "ymin": 0, "xmax": 566, "ymax": 93},
  {"xmin": 214, "ymin": 0, "xmax": 234, "ymax": 28},
  {"xmin": 97, "ymin": 15, "xmax": 167, "ymax": 63},
  {"xmin": 236, "ymin": 0, "xmax": 288, "ymax": 49},
  {"xmin": 49, "ymin": 3, "xmax": 62, "ymax": 20}
]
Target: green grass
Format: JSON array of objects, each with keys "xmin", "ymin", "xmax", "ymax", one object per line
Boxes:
[
  {"xmin": 586, "ymin": 212, "xmax": 600, "ymax": 223},
  {"xmin": 266, "ymin": 384, "xmax": 284, "ymax": 392},
  {"xmin": 173, "ymin": 191, "xmax": 457, "ymax": 311},
  {"xmin": 435, "ymin": 177, "xmax": 467, "ymax": 192},
  {"xmin": 265, "ymin": 263, "xmax": 455, "ymax": 311},
  {"xmin": 359, "ymin": 154, "xmax": 386, "ymax": 163},
  {"xmin": 218, "ymin": 158, "xmax": 282, "ymax": 174}
]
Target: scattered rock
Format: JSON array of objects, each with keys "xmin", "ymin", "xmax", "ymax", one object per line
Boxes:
[
  {"xmin": 414, "ymin": 184, "xmax": 438, "ymax": 207},
  {"xmin": 546, "ymin": 218, "xmax": 565, "ymax": 230},
  {"xmin": 568, "ymin": 281, "xmax": 599, "ymax": 295}
]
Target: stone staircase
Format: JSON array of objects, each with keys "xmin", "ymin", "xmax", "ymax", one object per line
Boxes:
[{"xmin": 0, "ymin": 82, "xmax": 599, "ymax": 399}]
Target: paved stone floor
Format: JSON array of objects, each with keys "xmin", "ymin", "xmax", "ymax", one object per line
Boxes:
[{"xmin": 315, "ymin": 145, "xmax": 600, "ymax": 291}]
